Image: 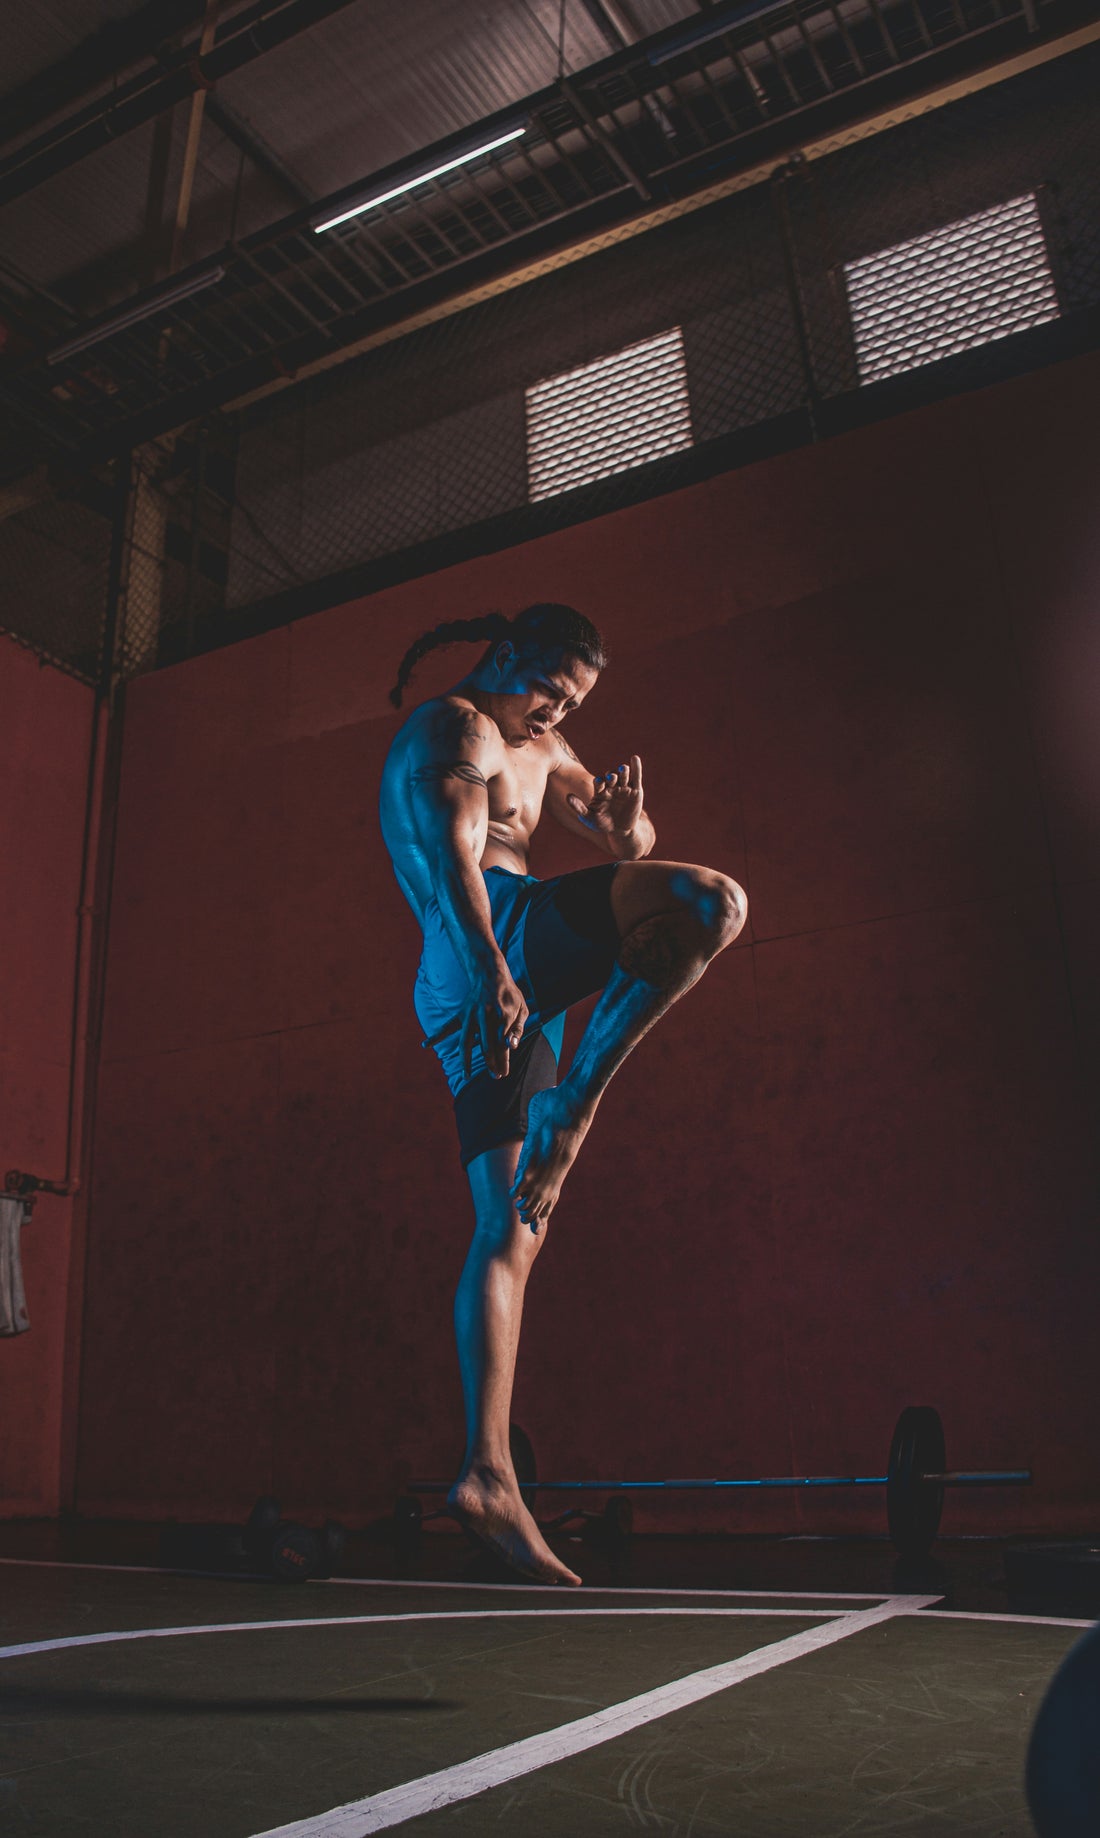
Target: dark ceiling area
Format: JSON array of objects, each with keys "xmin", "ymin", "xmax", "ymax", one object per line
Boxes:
[{"xmin": 2, "ymin": 0, "xmax": 1097, "ymax": 476}]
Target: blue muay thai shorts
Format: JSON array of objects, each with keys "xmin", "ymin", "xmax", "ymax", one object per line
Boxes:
[{"xmin": 414, "ymin": 862, "xmax": 622, "ymax": 1171}]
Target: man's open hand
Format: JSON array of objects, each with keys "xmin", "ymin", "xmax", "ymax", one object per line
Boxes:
[{"xmin": 567, "ymin": 755, "xmax": 643, "ymax": 837}]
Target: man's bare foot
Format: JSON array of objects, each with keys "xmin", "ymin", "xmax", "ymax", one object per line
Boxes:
[
  {"xmin": 509, "ymin": 1087, "xmax": 596, "ymax": 1230},
  {"xmin": 448, "ymin": 1468, "xmax": 582, "ymax": 1586}
]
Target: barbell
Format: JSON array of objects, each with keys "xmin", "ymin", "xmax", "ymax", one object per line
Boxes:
[{"xmin": 398, "ymin": 1406, "xmax": 1031, "ymax": 1558}]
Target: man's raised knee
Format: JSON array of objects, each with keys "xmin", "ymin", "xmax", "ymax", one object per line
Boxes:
[{"xmin": 691, "ymin": 872, "xmax": 747, "ymax": 942}]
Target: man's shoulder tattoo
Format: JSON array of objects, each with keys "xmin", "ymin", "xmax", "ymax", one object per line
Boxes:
[
  {"xmin": 552, "ymin": 731, "xmax": 581, "ymax": 764},
  {"xmin": 412, "ymin": 760, "xmax": 488, "ymax": 788},
  {"xmin": 426, "ymin": 703, "xmax": 487, "ymax": 751}
]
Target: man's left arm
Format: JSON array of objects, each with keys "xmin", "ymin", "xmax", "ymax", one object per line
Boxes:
[{"xmin": 544, "ymin": 735, "xmax": 655, "ymax": 860}]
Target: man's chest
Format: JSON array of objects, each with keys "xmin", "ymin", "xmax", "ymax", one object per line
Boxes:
[{"xmin": 488, "ymin": 747, "xmax": 552, "ymax": 832}]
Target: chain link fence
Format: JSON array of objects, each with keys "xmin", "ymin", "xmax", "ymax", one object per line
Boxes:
[
  {"xmin": 224, "ymin": 169, "xmax": 809, "ymax": 609},
  {"xmin": 119, "ymin": 425, "xmax": 236, "ymax": 677},
  {"xmin": 0, "ymin": 423, "xmax": 237, "ymax": 688},
  {"xmin": 1, "ymin": 39, "xmax": 1097, "ymax": 684},
  {"xmin": 0, "ymin": 491, "xmax": 111, "ymax": 685}
]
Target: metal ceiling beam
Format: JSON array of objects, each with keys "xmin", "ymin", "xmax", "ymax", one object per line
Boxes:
[
  {"xmin": 0, "ymin": 0, "xmax": 363, "ymax": 212},
  {"xmin": 579, "ymin": 0, "xmax": 632, "ymax": 50},
  {"xmin": 579, "ymin": 0, "xmax": 681, "ymax": 141},
  {"xmin": 169, "ymin": 0, "xmax": 224, "ymax": 274},
  {"xmin": 205, "ymin": 96, "xmax": 315, "ymax": 207}
]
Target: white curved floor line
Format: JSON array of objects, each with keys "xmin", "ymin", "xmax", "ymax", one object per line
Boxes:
[
  {"xmin": 0, "ymin": 1558, "xmax": 889, "ymax": 1599},
  {"xmin": 248, "ymin": 1597, "xmax": 942, "ymax": 1837},
  {"xmin": 324, "ymin": 1577, "xmax": 891, "ymax": 1600},
  {"xmin": 0, "ymin": 1603, "xmax": 865, "ymax": 1662},
  {"xmin": 0, "ymin": 1557, "xmax": 202, "ymax": 1575}
]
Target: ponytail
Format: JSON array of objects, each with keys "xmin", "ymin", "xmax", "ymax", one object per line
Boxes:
[
  {"xmin": 388, "ymin": 602, "xmax": 608, "ymax": 709},
  {"xmin": 388, "ymin": 613, "xmax": 512, "ymax": 709}
]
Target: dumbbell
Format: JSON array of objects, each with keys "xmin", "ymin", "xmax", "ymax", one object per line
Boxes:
[{"xmin": 244, "ymin": 1496, "xmax": 346, "ymax": 1583}]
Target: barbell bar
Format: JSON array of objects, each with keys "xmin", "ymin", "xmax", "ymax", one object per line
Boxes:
[
  {"xmin": 405, "ymin": 1474, "xmax": 1030, "ymax": 1492},
  {"xmin": 403, "ymin": 1407, "xmax": 1031, "ymax": 1559}
]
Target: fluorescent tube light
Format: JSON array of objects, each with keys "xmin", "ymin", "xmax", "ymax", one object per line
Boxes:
[
  {"xmin": 47, "ymin": 265, "xmax": 226, "ymax": 365},
  {"xmin": 312, "ymin": 126, "xmax": 527, "ymax": 234}
]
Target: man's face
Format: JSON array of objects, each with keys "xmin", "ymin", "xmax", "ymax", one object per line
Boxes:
[{"xmin": 494, "ymin": 646, "xmax": 599, "ymax": 746}]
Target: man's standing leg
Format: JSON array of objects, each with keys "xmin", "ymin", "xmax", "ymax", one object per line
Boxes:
[{"xmin": 448, "ymin": 1139, "xmax": 582, "ymax": 1586}]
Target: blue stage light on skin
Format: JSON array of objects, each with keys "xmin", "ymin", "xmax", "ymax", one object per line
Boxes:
[{"xmin": 1026, "ymin": 1619, "xmax": 1100, "ymax": 1837}]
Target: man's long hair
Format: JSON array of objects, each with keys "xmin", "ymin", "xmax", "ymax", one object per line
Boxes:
[{"xmin": 388, "ymin": 603, "xmax": 609, "ymax": 709}]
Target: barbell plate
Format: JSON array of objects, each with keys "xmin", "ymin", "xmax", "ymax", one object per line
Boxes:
[
  {"xmin": 319, "ymin": 1519, "xmax": 346, "ymax": 1577},
  {"xmin": 392, "ymin": 1495, "xmax": 422, "ymax": 1558},
  {"xmin": 603, "ymin": 1493, "xmax": 634, "ymax": 1548},
  {"xmin": 887, "ymin": 1405, "xmax": 945, "ymax": 1557},
  {"xmin": 245, "ymin": 1495, "xmax": 281, "ymax": 1542},
  {"xmin": 270, "ymin": 1521, "xmax": 320, "ymax": 1583}
]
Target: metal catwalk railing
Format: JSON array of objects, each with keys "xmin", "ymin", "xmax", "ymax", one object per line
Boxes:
[{"xmin": 0, "ymin": 0, "xmax": 1091, "ymax": 467}]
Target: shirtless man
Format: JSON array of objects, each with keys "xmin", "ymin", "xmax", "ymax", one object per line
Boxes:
[{"xmin": 379, "ymin": 605, "xmax": 747, "ymax": 1585}]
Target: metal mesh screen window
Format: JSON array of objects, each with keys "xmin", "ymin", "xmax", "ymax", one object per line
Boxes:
[
  {"xmin": 525, "ymin": 328, "xmax": 692, "ymax": 501},
  {"xmin": 844, "ymin": 194, "xmax": 1060, "ymax": 385}
]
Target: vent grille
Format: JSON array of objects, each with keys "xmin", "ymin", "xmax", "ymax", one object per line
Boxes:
[
  {"xmin": 844, "ymin": 193, "xmax": 1060, "ymax": 385},
  {"xmin": 525, "ymin": 328, "xmax": 693, "ymax": 501}
]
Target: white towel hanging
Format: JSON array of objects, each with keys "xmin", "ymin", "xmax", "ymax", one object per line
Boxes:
[{"xmin": 0, "ymin": 1195, "xmax": 32, "ymax": 1336}]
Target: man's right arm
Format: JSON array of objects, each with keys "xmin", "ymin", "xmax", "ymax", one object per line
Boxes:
[
  {"xmin": 409, "ymin": 702, "xmax": 530, "ymax": 1079},
  {"xmin": 408, "ymin": 704, "xmax": 507, "ymax": 988}
]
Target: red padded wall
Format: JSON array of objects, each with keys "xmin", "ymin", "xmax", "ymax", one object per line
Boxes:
[
  {"xmin": 75, "ymin": 349, "xmax": 1100, "ymax": 1535},
  {"xmin": 0, "ymin": 640, "xmax": 97, "ymax": 1517}
]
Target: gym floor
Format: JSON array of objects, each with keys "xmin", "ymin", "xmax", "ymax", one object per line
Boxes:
[{"xmin": 1, "ymin": 1520, "xmax": 1093, "ymax": 1835}]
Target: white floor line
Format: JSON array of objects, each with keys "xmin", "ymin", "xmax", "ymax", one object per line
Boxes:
[
  {"xmin": 5, "ymin": 1556, "xmax": 1084, "ymax": 1628},
  {"xmin": 249, "ymin": 1596, "xmax": 942, "ymax": 1837},
  {"xmin": 920, "ymin": 1609, "xmax": 1097, "ymax": 1629},
  {"xmin": 323, "ymin": 1578, "xmax": 891, "ymax": 1601},
  {"xmin": 0, "ymin": 1558, "xmax": 887, "ymax": 1600},
  {"xmin": 0, "ymin": 1557, "xmax": 181, "ymax": 1575},
  {"xmin": 0, "ymin": 1604, "xmax": 864, "ymax": 1662}
]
